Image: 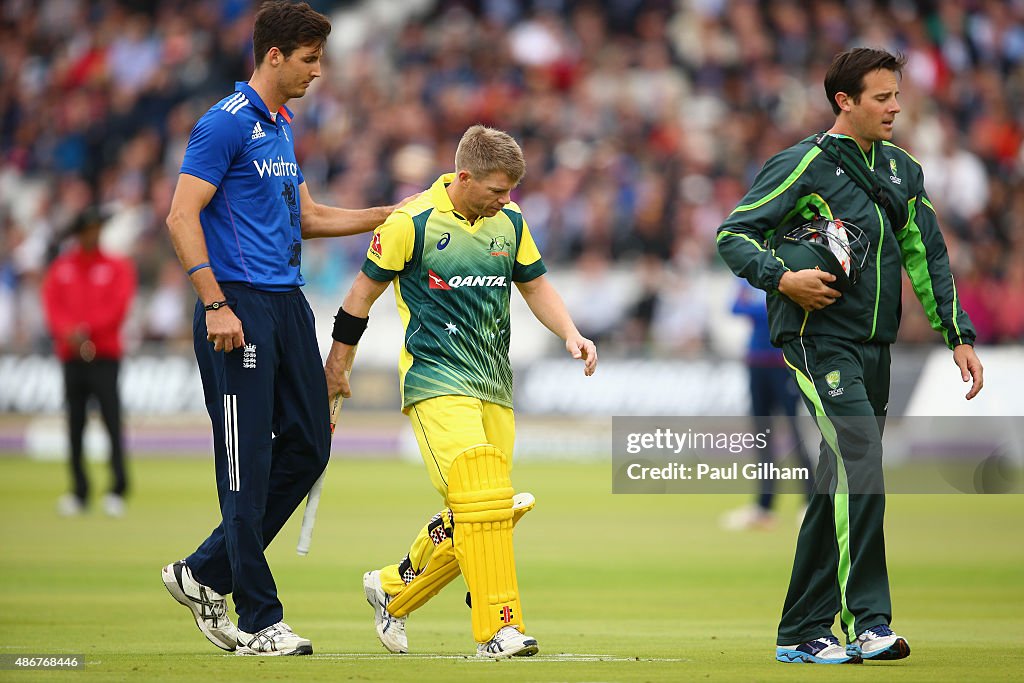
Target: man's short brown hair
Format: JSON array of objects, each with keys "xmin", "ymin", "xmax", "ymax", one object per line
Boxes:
[
  {"xmin": 825, "ymin": 48, "xmax": 907, "ymax": 115},
  {"xmin": 253, "ymin": 1, "xmax": 331, "ymax": 67},
  {"xmin": 455, "ymin": 125, "xmax": 526, "ymax": 183}
]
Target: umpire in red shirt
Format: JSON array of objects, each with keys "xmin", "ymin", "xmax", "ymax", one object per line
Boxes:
[{"xmin": 42, "ymin": 207, "xmax": 137, "ymax": 516}]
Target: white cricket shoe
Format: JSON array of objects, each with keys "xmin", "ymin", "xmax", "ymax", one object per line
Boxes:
[
  {"xmin": 161, "ymin": 560, "xmax": 238, "ymax": 651},
  {"xmin": 477, "ymin": 626, "xmax": 539, "ymax": 658},
  {"xmin": 57, "ymin": 494, "xmax": 84, "ymax": 517},
  {"xmin": 363, "ymin": 570, "xmax": 408, "ymax": 653},
  {"xmin": 236, "ymin": 621, "xmax": 312, "ymax": 656},
  {"xmin": 720, "ymin": 504, "xmax": 775, "ymax": 531},
  {"xmin": 103, "ymin": 494, "xmax": 125, "ymax": 518}
]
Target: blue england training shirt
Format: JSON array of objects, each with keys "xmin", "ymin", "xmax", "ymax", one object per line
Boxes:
[{"xmin": 180, "ymin": 82, "xmax": 305, "ymax": 291}]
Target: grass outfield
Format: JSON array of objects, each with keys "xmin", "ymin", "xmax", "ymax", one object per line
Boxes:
[{"xmin": 0, "ymin": 456, "xmax": 1022, "ymax": 682}]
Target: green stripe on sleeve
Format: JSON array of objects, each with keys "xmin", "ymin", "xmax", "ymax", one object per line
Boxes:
[
  {"xmin": 361, "ymin": 260, "xmax": 399, "ymax": 282},
  {"xmin": 733, "ymin": 148, "xmax": 821, "ymax": 213},
  {"xmin": 950, "ymin": 274, "xmax": 964, "ymax": 345},
  {"xmin": 895, "ymin": 200, "xmax": 949, "ymax": 346},
  {"xmin": 513, "ymin": 259, "xmax": 547, "ymax": 283},
  {"xmin": 716, "ymin": 230, "xmax": 766, "ymax": 249}
]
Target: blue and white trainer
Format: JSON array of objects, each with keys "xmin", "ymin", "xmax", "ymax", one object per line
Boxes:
[
  {"xmin": 777, "ymin": 635, "xmax": 862, "ymax": 664},
  {"xmin": 477, "ymin": 626, "xmax": 539, "ymax": 658},
  {"xmin": 236, "ymin": 621, "xmax": 312, "ymax": 656},
  {"xmin": 846, "ymin": 624, "xmax": 911, "ymax": 660},
  {"xmin": 363, "ymin": 570, "xmax": 408, "ymax": 653},
  {"xmin": 161, "ymin": 560, "xmax": 238, "ymax": 651}
]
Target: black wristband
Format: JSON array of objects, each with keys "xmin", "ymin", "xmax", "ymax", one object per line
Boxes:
[
  {"xmin": 332, "ymin": 307, "xmax": 368, "ymax": 345},
  {"xmin": 204, "ymin": 300, "xmax": 230, "ymax": 311}
]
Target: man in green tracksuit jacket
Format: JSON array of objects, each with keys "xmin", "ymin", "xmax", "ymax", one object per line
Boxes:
[{"xmin": 717, "ymin": 48, "xmax": 984, "ymax": 665}]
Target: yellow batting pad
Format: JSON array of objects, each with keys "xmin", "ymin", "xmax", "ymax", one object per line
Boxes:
[
  {"xmin": 386, "ymin": 541, "xmax": 457, "ymax": 618},
  {"xmin": 387, "ymin": 492, "xmax": 536, "ymax": 619},
  {"xmin": 448, "ymin": 444, "xmax": 523, "ymax": 642},
  {"xmin": 385, "ymin": 510, "xmax": 459, "ymax": 618}
]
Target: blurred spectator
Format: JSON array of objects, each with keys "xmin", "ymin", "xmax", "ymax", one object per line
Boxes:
[
  {"xmin": 41, "ymin": 207, "xmax": 136, "ymax": 517},
  {"xmin": 995, "ymin": 257, "xmax": 1024, "ymax": 342},
  {"xmin": 917, "ymin": 115, "xmax": 989, "ymax": 232},
  {"xmin": 0, "ymin": 0, "xmax": 1021, "ymax": 355}
]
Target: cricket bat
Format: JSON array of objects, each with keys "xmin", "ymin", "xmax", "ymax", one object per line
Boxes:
[{"xmin": 297, "ymin": 348, "xmax": 354, "ymax": 555}]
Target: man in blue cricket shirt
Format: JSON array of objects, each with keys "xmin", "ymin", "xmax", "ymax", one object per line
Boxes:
[{"xmin": 161, "ymin": 1, "xmax": 404, "ymax": 656}]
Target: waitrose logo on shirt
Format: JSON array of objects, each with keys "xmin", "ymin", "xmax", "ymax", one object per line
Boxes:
[{"xmin": 253, "ymin": 156, "xmax": 299, "ymax": 178}]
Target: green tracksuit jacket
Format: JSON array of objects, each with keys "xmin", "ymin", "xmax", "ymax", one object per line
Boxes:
[{"xmin": 716, "ymin": 133, "xmax": 975, "ymax": 349}]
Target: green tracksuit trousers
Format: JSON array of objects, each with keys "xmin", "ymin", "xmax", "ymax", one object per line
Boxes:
[{"xmin": 777, "ymin": 335, "xmax": 892, "ymax": 645}]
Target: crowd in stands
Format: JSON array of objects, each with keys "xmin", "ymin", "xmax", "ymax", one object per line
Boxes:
[{"xmin": 1, "ymin": 0, "xmax": 1022, "ymax": 356}]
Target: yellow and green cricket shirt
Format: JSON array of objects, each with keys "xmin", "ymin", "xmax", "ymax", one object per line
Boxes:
[{"xmin": 362, "ymin": 173, "xmax": 547, "ymax": 410}]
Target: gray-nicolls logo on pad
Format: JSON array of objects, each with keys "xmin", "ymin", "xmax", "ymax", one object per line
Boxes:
[{"xmin": 243, "ymin": 344, "xmax": 257, "ymax": 369}]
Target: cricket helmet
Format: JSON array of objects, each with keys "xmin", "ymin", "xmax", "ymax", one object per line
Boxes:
[{"xmin": 773, "ymin": 217, "xmax": 868, "ymax": 292}]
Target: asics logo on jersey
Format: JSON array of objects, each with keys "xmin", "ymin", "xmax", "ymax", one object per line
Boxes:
[
  {"xmin": 252, "ymin": 156, "xmax": 298, "ymax": 178},
  {"xmin": 251, "ymin": 122, "xmax": 266, "ymax": 140},
  {"xmin": 437, "ymin": 232, "xmax": 450, "ymax": 250}
]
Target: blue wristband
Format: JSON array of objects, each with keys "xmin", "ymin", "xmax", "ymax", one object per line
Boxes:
[{"xmin": 187, "ymin": 262, "xmax": 211, "ymax": 276}]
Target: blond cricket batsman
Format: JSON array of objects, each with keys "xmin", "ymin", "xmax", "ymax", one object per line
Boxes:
[{"xmin": 324, "ymin": 124, "xmax": 597, "ymax": 657}]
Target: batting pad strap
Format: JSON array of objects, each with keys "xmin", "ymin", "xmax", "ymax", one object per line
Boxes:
[
  {"xmin": 448, "ymin": 444, "xmax": 524, "ymax": 643},
  {"xmin": 387, "ymin": 542, "xmax": 460, "ymax": 618}
]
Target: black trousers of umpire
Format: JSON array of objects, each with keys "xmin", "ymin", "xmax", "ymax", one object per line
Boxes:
[
  {"xmin": 186, "ymin": 284, "xmax": 331, "ymax": 633},
  {"xmin": 63, "ymin": 358, "xmax": 127, "ymax": 502},
  {"xmin": 777, "ymin": 335, "xmax": 892, "ymax": 646}
]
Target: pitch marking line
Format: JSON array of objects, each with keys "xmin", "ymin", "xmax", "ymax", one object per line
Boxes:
[{"xmin": 312, "ymin": 653, "xmax": 686, "ymax": 662}]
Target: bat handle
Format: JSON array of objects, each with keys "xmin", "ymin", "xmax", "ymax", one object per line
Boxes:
[
  {"xmin": 299, "ymin": 349, "xmax": 355, "ymax": 556},
  {"xmin": 297, "ymin": 469, "xmax": 327, "ymax": 556},
  {"xmin": 329, "ymin": 393, "xmax": 342, "ymax": 434}
]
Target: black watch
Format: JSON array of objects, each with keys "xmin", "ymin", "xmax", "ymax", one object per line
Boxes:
[{"xmin": 204, "ymin": 300, "xmax": 230, "ymax": 311}]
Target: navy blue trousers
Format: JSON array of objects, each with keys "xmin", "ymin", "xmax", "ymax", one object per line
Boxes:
[
  {"xmin": 749, "ymin": 364, "xmax": 813, "ymax": 509},
  {"xmin": 186, "ymin": 284, "xmax": 331, "ymax": 633}
]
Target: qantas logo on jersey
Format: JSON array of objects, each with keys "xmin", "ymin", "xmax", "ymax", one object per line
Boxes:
[
  {"xmin": 428, "ymin": 270, "xmax": 506, "ymax": 289},
  {"xmin": 252, "ymin": 156, "xmax": 298, "ymax": 178},
  {"xmin": 428, "ymin": 269, "xmax": 451, "ymax": 289},
  {"xmin": 370, "ymin": 232, "xmax": 382, "ymax": 258}
]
